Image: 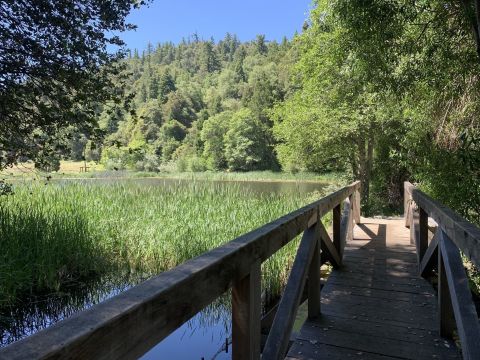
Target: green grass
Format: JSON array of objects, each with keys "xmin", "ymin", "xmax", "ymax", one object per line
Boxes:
[{"xmin": 0, "ymin": 180, "xmax": 332, "ymax": 306}]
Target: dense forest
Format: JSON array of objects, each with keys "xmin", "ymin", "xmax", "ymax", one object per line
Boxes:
[
  {"xmin": 72, "ymin": 34, "xmax": 296, "ymax": 174},
  {"xmin": 4, "ymin": 0, "xmax": 479, "ymax": 224}
]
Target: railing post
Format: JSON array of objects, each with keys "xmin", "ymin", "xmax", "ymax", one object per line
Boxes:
[
  {"xmin": 404, "ymin": 181, "xmax": 411, "ymax": 227},
  {"xmin": 438, "ymin": 239, "xmax": 456, "ymax": 338},
  {"xmin": 333, "ymin": 203, "xmax": 341, "ymax": 258},
  {"xmin": 353, "ymin": 189, "xmax": 361, "ymax": 224},
  {"xmin": 349, "ymin": 194, "xmax": 355, "ymax": 241},
  {"xmin": 232, "ymin": 261, "xmax": 261, "ymax": 360},
  {"xmin": 410, "ymin": 205, "xmax": 418, "ymax": 247},
  {"xmin": 419, "ymin": 207, "xmax": 428, "ymax": 261},
  {"xmin": 308, "ymin": 226, "xmax": 320, "ymax": 319}
]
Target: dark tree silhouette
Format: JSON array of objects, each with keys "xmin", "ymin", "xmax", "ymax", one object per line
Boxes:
[{"xmin": 0, "ymin": 0, "xmax": 149, "ymax": 168}]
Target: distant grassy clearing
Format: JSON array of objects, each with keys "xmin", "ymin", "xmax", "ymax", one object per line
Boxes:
[{"xmin": 0, "ymin": 181, "xmax": 329, "ymax": 306}]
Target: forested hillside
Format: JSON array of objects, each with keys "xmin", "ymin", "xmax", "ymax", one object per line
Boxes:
[
  {"xmin": 74, "ymin": 34, "xmax": 297, "ymax": 173},
  {"xmin": 58, "ymin": 0, "xmax": 479, "ymax": 224}
]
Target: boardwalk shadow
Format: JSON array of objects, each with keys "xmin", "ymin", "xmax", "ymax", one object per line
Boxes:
[
  {"xmin": 351, "ymin": 223, "xmax": 387, "ymax": 249},
  {"xmin": 287, "ymin": 219, "xmax": 461, "ymax": 359}
]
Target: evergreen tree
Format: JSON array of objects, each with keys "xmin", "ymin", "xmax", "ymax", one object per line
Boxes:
[
  {"xmin": 158, "ymin": 70, "xmax": 176, "ymax": 103},
  {"xmin": 233, "ymin": 46, "xmax": 247, "ymax": 82},
  {"xmin": 200, "ymin": 41, "xmax": 220, "ymax": 73},
  {"xmin": 140, "ymin": 83, "xmax": 148, "ymax": 103},
  {"xmin": 255, "ymin": 35, "xmax": 268, "ymax": 55},
  {"xmin": 149, "ymin": 76, "xmax": 159, "ymax": 99}
]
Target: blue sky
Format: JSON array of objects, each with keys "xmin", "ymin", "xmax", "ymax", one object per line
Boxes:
[{"xmin": 120, "ymin": 0, "xmax": 313, "ymax": 51}]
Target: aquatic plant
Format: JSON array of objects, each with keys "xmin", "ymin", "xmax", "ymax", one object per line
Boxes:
[{"xmin": 0, "ymin": 180, "xmax": 327, "ymax": 305}]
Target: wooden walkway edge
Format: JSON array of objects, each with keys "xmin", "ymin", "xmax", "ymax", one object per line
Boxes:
[{"xmin": 287, "ymin": 218, "xmax": 462, "ymax": 360}]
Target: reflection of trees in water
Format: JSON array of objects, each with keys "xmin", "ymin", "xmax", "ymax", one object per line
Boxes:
[
  {"xmin": 1, "ymin": 276, "xmax": 235, "ymax": 350},
  {"xmin": 187, "ymin": 295, "xmax": 231, "ymax": 360},
  {"xmin": 0, "ymin": 273, "xmax": 146, "ymax": 346},
  {"xmin": 194, "ymin": 294, "xmax": 231, "ymax": 329}
]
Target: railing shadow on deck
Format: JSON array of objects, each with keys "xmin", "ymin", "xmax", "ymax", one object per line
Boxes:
[
  {"xmin": 404, "ymin": 182, "xmax": 480, "ymax": 360},
  {"xmin": 0, "ymin": 182, "xmax": 361, "ymax": 360}
]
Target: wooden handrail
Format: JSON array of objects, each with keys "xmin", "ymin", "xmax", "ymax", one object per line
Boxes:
[
  {"xmin": 1, "ymin": 181, "xmax": 361, "ymax": 360},
  {"xmin": 412, "ymin": 187, "xmax": 480, "ymax": 269},
  {"xmin": 438, "ymin": 230, "xmax": 480, "ymax": 359},
  {"xmin": 404, "ymin": 182, "xmax": 480, "ymax": 360}
]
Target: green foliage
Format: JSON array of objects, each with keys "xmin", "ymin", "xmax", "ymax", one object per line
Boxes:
[
  {"xmin": 158, "ymin": 69, "xmax": 176, "ymax": 103},
  {"xmin": 273, "ymin": 0, "xmax": 480, "ymax": 221},
  {"xmin": 0, "ymin": 181, "xmax": 321, "ymax": 305},
  {"xmin": 224, "ymin": 109, "xmax": 275, "ymax": 171},
  {"xmin": 201, "ymin": 111, "xmax": 232, "ymax": 169},
  {"xmin": 159, "ymin": 120, "xmax": 187, "ymax": 142},
  {"xmin": 162, "ymin": 91, "xmax": 197, "ymax": 126},
  {"xmin": 81, "ymin": 33, "xmax": 295, "ymax": 175},
  {"xmin": 0, "ymin": 0, "xmax": 150, "ymax": 170}
]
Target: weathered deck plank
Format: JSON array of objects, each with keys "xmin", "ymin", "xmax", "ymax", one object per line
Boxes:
[{"xmin": 287, "ymin": 218, "xmax": 462, "ymax": 360}]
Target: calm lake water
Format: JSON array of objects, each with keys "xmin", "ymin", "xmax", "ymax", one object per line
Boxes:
[{"xmin": 0, "ymin": 178, "xmax": 330, "ymax": 358}]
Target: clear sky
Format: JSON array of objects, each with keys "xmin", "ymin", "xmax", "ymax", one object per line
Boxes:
[{"xmin": 120, "ymin": 0, "xmax": 313, "ymax": 51}]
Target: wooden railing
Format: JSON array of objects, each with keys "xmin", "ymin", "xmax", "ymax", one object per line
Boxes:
[
  {"xmin": 0, "ymin": 181, "xmax": 361, "ymax": 360},
  {"xmin": 404, "ymin": 182, "xmax": 480, "ymax": 360}
]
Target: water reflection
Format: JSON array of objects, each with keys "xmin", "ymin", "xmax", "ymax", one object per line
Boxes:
[
  {"xmin": 1, "ymin": 273, "xmax": 233, "ymax": 359},
  {"xmin": 142, "ymin": 299, "xmax": 232, "ymax": 360},
  {"xmin": 53, "ymin": 177, "xmax": 329, "ymax": 196},
  {"xmin": 0, "ymin": 273, "xmax": 146, "ymax": 346}
]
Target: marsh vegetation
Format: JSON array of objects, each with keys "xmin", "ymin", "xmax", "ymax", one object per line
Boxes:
[{"xmin": 0, "ymin": 178, "xmax": 334, "ymax": 347}]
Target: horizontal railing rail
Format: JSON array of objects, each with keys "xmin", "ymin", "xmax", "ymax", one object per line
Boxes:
[
  {"xmin": 1, "ymin": 181, "xmax": 361, "ymax": 360},
  {"xmin": 404, "ymin": 182, "xmax": 480, "ymax": 360}
]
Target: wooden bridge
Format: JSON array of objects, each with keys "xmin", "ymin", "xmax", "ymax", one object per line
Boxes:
[{"xmin": 1, "ymin": 181, "xmax": 480, "ymax": 359}]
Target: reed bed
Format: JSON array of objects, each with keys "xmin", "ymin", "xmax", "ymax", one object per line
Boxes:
[{"xmin": 0, "ymin": 180, "xmax": 327, "ymax": 306}]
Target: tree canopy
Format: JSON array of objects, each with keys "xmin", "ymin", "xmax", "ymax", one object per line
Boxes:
[
  {"xmin": 0, "ymin": 0, "xmax": 148, "ymax": 169},
  {"xmin": 273, "ymin": 0, "xmax": 480, "ymax": 220},
  {"xmin": 93, "ymin": 33, "xmax": 293, "ymax": 172}
]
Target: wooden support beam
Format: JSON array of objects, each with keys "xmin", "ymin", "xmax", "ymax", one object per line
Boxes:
[
  {"xmin": 438, "ymin": 243, "xmax": 457, "ymax": 339},
  {"xmin": 404, "ymin": 181, "xmax": 414, "ymax": 228},
  {"xmin": 408, "ymin": 203, "xmax": 415, "ymax": 246},
  {"xmin": 262, "ymin": 225, "xmax": 319, "ymax": 360},
  {"xmin": 308, "ymin": 234, "xmax": 320, "ymax": 319},
  {"xmin": 339, "ymin": 198, "xmax": 352, "ymax": 257},
  {"xmin": 348, "ymin": 195, "xmax": 353, "ymax": 241},
  {"xmin": 353, "ymin": 189, "xmax": 361, "ymax": 224},
  {"xmin": 419, "ymin": 231, "xmax": 438, "ymax": 278},
  {"xmin": 419, "ymin": 207, "xmax": 428, "ymax": 262},
  {"xmin": 232, "ymin": 261, "xmax": 261, "ymax": 360},
  {"xmin": 333, "ymin": 203, "xmax": 341, "ymax": 258},
  {"xmin": 411, "ymin": 209, "xmax": 420, "ymax": 258},
  {"xmin": 438, "ymin": 231, "xmax": 480, "ymax": 359},
  {"xmin": 318, "ymin": 221, "xmax": 341, "ymax": 268},
  {"xmin": 260, "ymin": 288, "xmax": 308, "ymax": 337}
]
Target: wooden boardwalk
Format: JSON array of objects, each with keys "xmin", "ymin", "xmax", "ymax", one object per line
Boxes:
[
  {"xmin": 287, "ymin": 218, "xmax": 462, "ymax": 360},
  {"xmin": 4, "ymin": 182, "xmax": 479, "ymax": 360}
]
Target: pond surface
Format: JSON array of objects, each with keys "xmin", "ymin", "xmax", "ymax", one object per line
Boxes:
[
  {"xmin": 52, "ymin": 176, "xmax": 331, "ymax": 195},
  {"xmin": 0, "ymin": 177, "xmax": 331, "ymax": 357}
]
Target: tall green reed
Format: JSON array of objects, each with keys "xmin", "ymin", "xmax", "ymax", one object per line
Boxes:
[{"xmin": 0, "ymin": 180, "xmax": 325, "ymax": 305}]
